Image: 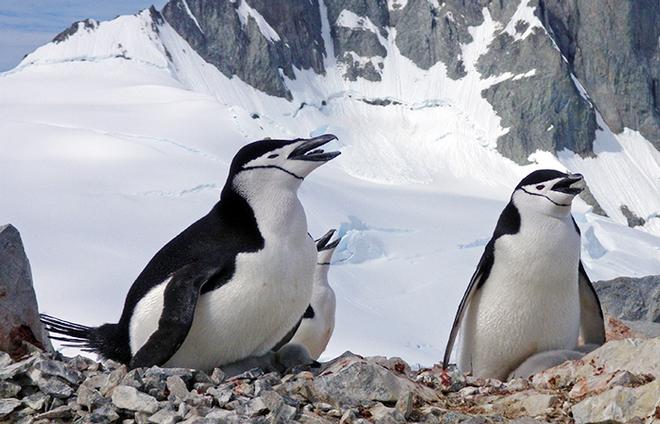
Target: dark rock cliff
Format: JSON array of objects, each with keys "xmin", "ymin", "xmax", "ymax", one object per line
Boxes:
[{"xmin": 56, "ymin": 0, "xmax": 657, "ymax": 165}]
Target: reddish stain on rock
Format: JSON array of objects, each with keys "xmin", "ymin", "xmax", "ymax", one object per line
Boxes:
[{"xmin": 8, "ymin": 324, "xmax": 44, "ymax": 358}]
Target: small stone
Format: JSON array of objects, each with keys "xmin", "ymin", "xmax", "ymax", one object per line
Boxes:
[
  {"xmin": 35, "ymin": 359, "xmax": 82, "ymax": 384},
  {"xmin": 395, "ymin": 391, "xmax": 413, "ymax": 419},
  {"xmin": 0, "ymin": 381, "xmax": 21, "ymax": 398},
  {"xmin": 243, "ymin": 396, "xmax": 268, "ymax": 417},
  {"xmin": 299, "ymin": 410, "xmax": 334, "ymax": 424},
  {"xmin": 67, "ymin": 354, "xmax": 96, "ymax": 371},
  {"xmin": 506, "ymin": 378, "xmax": 530, "ymax": 391},
  {"xmin": 101, "ymin": 367, "xmax": 128, "ymax": 396},
  {"xmin": 77, "ymin": 383, "xmax": 106, "ymax": 409},
  {"xmin": 210, "ymin": 369, "xmax": 225, "ymax": 385},
  {"xmin": 166, "ymin": 375, "xmax": 190, "ymax": 402},
  {"xmin": 121, "ymin": 368, "xmax": 145, "ymax": 389},
  {"xmin": 519, "ymin": 394, "xmax": 558, "ymax": 416},
  {"xmin": 112, "ymin": 385, "xmax": 159, "ymax": 414},
  {"xmin": 457, "ymin": 386, "xmax": 479, "ymax": 397},
  {"xmin": 370, "ymin": 402, "xmax": 406, "ymax": 423},
  {"xmin": 206, "ymin": 385, "xmax": 232, "ymax": 407},
  {"xmin": 85, "ymin": 373, "xmax": 110, "ymax": 389},
  {"xmin": 89, "ymin": 404, "xmax": 121, "ymax": 423},
  {"xmin": 0, "ymin": 354, "xmax": 38, "ymax": 380},
  {"xmin": 34, "ymin": 404, "xmax": 73, "ymax": 420},
  {"xmin": 0, "ymin": 353, "xmax": 11, "ymax": 369},
  {"xmin": 0, "ymin": 398, "xmax": 21, "ymax": 417},
  {"xmin": 37, "ymin": 377, "xmax": 73, "ymax": 398},
  {"xmin": 149, "ymin": 408, "xmax": 181, "ymax": 424},
  {"xmin": 339, "ymin": 409, "xmax": 357, "ymax": 424},
  {"xmin": 21, "ymin": 392, "xmax": 47, "ymax": 411},
  {"xmin": 205, "ymin": 408, "xmax": 234, "ymax": 419},
  {"xmin": 315, "ymin": 402, "xmax": 333, "ymax": 412}
]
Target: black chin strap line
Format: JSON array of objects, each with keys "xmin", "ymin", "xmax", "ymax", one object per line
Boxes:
[
  {"xmin": 242, "ymin": 165, "xmax": 304, "ymax": 180},
  {"xmin": 521, "ymin": 188, "xmax": 571, "ymax": 207}
]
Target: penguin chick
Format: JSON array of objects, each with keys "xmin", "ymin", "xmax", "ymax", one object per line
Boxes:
[{"xmin": 286, "ymin": 229, "xmax": 341, "ymax": 359}]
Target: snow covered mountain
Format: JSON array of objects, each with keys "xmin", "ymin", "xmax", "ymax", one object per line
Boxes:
[{"xmin": 1, "ymin": 0, "xmax": 658, "ymax": 365}]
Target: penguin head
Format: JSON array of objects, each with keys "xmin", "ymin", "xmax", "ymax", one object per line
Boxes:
[
  {"xmin": 512, "ymin": 169, "xmax": 585, "ymax": 217},
  {"xmin": 228, "ymin": 134, "xmax": 340, "ymax": 192},
  {"xmin": 315, "ymin": 229, "xmax": 342, "ymax": 265}
]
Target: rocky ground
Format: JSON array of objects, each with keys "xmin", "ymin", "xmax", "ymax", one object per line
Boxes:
[
  {"xmin": 1, "ymin": 330, "xmax": 658, "ymax": 424},
  {"xmin": 2, "ymin": 226, "xmax": 659, "ymax": 423}
]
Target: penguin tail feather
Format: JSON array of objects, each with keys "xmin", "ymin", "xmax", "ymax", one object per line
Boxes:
[
  {"xmin": 40, "ymin": 314, "xmax": 93, "ymax": 349},
  {"xmin": 40, "ymin": 314, "xmax": 131, "ymax": 363}
]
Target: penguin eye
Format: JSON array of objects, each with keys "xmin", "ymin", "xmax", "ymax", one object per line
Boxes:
[
  {"xmin": 267, "ymin": 154, "xmax": 279, "ymax": 159},
  {"xmin": 536, "ymin": 185, "xmax": 545, "ymax": 190}
]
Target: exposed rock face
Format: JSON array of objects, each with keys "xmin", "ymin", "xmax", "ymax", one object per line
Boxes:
[
  {"xmin": 595, "ymin": 274, "xmax": 660, "ymax": 323},
  {"xmin": 1, "ymin": 337, "xmax": 658, "ymax": 423},
  {"xmin": 156, "ymin": 0, "xmax": 660, "ymax": 167},
  {"xmin": 0, "ymin": 225, "xmax": 51, "ymax": 357},
  {"xmin": 161, "ymin": 0, "xmax": 326, "ymax": 99},
  {"xmin": 50, "ymin": 1, "xmax": 659, "ymax": 164},
  {"xmin": 539, "ymin": 0, "xmax": 660, "ymax": 149},
  {"xmin": 476, "ymin": 5, "xmax": 598, "ymax": 164}
]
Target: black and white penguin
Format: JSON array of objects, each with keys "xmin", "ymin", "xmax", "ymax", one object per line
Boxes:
[
  {"xmin": 442, "ymin": 169, "xmax": 605, "ymax": 380},
  {"xmin": 42, "ymin": 135, "xmax": 341, "ymax": 371},
  {"xmin": 287, "ymin": 229, "xmax": 341, "ymax": 359}
]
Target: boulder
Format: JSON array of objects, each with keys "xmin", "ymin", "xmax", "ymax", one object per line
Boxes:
[
  {"xmin": 595, "ymin": 275, "xmax": 660, "ymax": 323},
  {"xmin": 0, "ymin": 224, "xmax": 51, "ymax": 356}
]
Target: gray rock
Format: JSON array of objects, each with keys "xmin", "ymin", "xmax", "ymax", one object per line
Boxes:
[
  {"xmin": 37, "ymin": 377, "xmax": 73, "ymax": 399},
  {"xmin": 21, "ymin": 392, "xmax": 47, "ymax": 411},
  {"xmin": 477, "ymin": 22, "xmax": 597, "ymax": 165},
  {"xmin": 594, "ymin": 275, "xmax": 660, "ymax": 322},
  {"xmin": 571, "ymin": 379, "xmax": 659, "ymax": 424},
  {"xmin": 162, "ymin": 0, "xmax": 326, "ymax": 100},
  {"xmin": 0, "ymin": 224, "xmax": 52, "ymax": 356},
  {"xmin": 112, "ymin": 385, "xmax": 160, "ymax": 414},
  {"xmin": 89, "ymin": 404, "xmax": 121, "ymax": 422},
  {"xmin": 0, "ymin": 398, "xmax": 21, "ymax": 417},
  {"xmin": 394, "ymin": 0, "xmax": 483, "ymax": 79},
  {"xmin": 149, "ymin": 408, "xmax": 181, "ymax": 424},
  {"xmin": 34, "ymin": 404, "xmax": 73, "ymax": 420},
  {"xmin": 314, "ymin": 353, "xmax": 437, "ymax": 407},
  {"xmin": 620, "ymin": 205, "xmax": 646, "ymax": 228},
  {"xmin": 77, "ymin": 383, "xmax": 107, "ymax": 409},
  {"xmin": 540, "ymin": 0, "xmax": 660, "ymax": 148},
  {"xmin": 620, "ymin": 319, "xmax": 660, "ymax": 338},
  {"xmin": 0, "ymin": 381, "xmax": 21, "ymax": 398},
  {"xmin": 35, "ymin": 359, "xmax": 83, "ymax": 385}
]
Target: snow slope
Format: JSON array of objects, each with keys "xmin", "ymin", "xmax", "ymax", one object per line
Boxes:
[{"xmin": 1, "ymin": 7, "xmax": 658, "ymax": 365}]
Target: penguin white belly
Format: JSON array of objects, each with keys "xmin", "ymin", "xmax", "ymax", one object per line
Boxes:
[
  {"xmin": 458, "ymin": 218, "xmax": 581, "ymax": 380},
  {"xmin": 129, "ymin": 236, "xmax": 316, "ymax": 370},
  {"xmin": 289, "ymin": 287, "xmax": 335, "ymax": 359}
]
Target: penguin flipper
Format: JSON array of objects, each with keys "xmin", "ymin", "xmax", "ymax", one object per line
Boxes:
[
  {"xmin": 577, "ymin": 261, "xmax": 606, "ymax": 345},
  {"xmin": 129, "ymin": 262, "xmax": 223, "ymax": 369},
  {"xmin": 442, "ymin": 241, "xmax": 495, "ymax": 369}
]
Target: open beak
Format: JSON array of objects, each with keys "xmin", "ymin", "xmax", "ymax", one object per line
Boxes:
[
  {"xmin": 552, "ymin": 173, "xmax": 585, "ymax": 195},
  {"xmin": 288, "ymin": 134, "xmax": 341, "ymax": 162},
  {"xmin": 315, "ymin": 229, "xmax": 341, "ymax": 251}
]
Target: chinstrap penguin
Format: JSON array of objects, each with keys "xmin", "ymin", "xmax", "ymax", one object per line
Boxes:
[
  {"xmin": 286, "ymin": 229, "xmax": 341, "ymax": 360},
  {"xmin": 442, "ymin": 169, "xmax": 605, "ymax": 381},
  {"xmin": 42, "ymin": 135, "xmax": 341, "ymax": 371}
]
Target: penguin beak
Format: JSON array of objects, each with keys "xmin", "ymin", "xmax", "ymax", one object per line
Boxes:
[
  {"xmin": 315, "ymin": 229, "xmax": 341, "ymax": 252},
  {"xmin": 288, "ymin": 134, "xmax": 341, "ymax": 162},
  {"xmin": 551, "ymin": 173, "xmax": 585, "ymax": 195}
]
